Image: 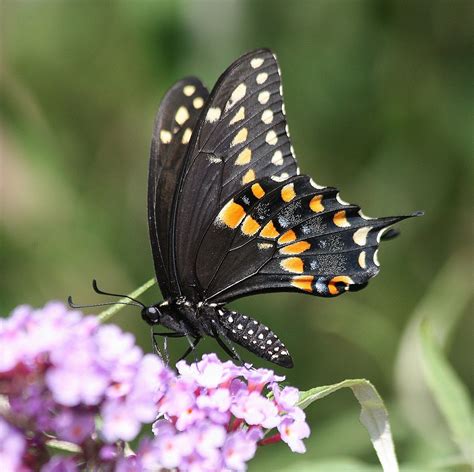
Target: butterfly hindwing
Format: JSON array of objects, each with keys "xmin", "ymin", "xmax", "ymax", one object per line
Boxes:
[
  {"xmin": 195, "ymin": 175, "xmax": 416, "ymax": 303},
  {"xmin": 148, "ymin": 77, "xmax": 209, "ymax": 298},
  {"xmin": 173, "ymin": 49, "xmax": 298, "ymax": 299}
]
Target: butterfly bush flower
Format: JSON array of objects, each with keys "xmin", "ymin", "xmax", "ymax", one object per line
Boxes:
[{"xmin": 0, "ymin": 302, "xmax": 309, "ymax": 470}]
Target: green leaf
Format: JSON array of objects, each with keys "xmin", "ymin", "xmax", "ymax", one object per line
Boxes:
[
  {"xmin": 419, "ymin": 322, "xmax": 473, "ymax": 463},
  {"xmin": 299, "ymin": 379, "xmax": 399, "ymax": 472},
  {"xmin": 97, "ymin": 278, "xmax": 156, "ymax": 323}
]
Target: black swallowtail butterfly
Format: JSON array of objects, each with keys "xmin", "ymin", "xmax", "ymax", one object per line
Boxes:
[{"xmin": 80, "ymin": 49, "xmax": 421, "ymax": 368}]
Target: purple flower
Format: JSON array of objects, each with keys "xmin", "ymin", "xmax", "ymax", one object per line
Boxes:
[
  {"xmin": 222, "ymin": 430, "xmax": 258, "ymax": 471},
  {"xmin": 1, "ymin": 302, "xmax": 310, "ymax": 471},
  {"xmin": 231, "ymin": 390, "xmax": 280, "ymax": 428},
  {"xmin": 54, "ymin": 409, "xmax": 95, "ymax": 444},
  {"xmin": 0, "ymin": 418, "xmax": 25, "ymax": 472},
  {"xmin": 278, "ymin": 416, "xmax": 311, "ymax": 453}
]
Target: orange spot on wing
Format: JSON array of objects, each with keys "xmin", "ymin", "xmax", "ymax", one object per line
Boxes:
[
  {"xmin": 278, "ymin": 229, "xmax": 297, "ymax": 244},
  {"xmin": 333, "ymin": 210, "xmax": 351, "ymax": 228},
  {"xmin": 310, "ymin": 195, "xmax": 324, "ymax": 212},
  {"xmin": 217, "ymin": 200, "xmax": 246, "ymax": 229},
  {"xmin": 280, "ymin": 257, "xmax": 304, "ymax": 273},
  {"xmin": 251, "ymin": 183, "xmax": 265, "ymax": 199},
  {"xmin": 260, "ymin": 221, "xmax": 279, "ymax": 239},
  {"xmin": 279, "ymin": 241, "xmax": 311, "ymax": 255},
  {"xmin": 281, "ymin": 183, "xmax": 296, "ymax": 202},
  {"xmin": 291, "ymin": 275, "xmax": 314, "ymax": 292},
  {"xmin": 242, "ymin": 169, "xmax": 256, "ymax": 185},
  {"xmin": 241, "ymin": 216, "xmax": 260, "ymax": 236},
  {"xmin": 328, "ymin": 275, "xmax": 354, "ymax": 295}
]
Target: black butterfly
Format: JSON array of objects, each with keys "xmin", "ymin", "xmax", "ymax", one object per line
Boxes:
[{"xmin": 73, "ymin": 49, "xmax": 420, "ymax": 368}]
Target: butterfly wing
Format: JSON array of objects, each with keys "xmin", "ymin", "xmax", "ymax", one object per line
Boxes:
[
  {"xmin": 148, "ymin": 77, "xmax": 209, "ymax": 298},
  {"xmin": 172, "ymin": 49, "xmax": 298, "ymax": 299},
  {"xmin": 196, "ymin": 175, "xmax": 419, "ymax": 303}
]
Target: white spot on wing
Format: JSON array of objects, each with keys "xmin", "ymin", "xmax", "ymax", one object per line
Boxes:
[
  {"xmin": 265, "ymin": 130, "xmax": 278, "ymax": 145},
  {"xmin": 160, "ymin": 130, "xmax": 172, "ymax": 144},
  {"xmin": 250, "ymin": 57, "xmax": 264, "ymax": 68},
  {"xmin": 193, "ymin": 97, "xmax": 204, "ymax": 109},
  {"xmin": 271, "ymin": 172, "xmax": 289, "ymax": 182},
  {"xmin": 261, "ymin": 109, "xmax": 273, "ymax": 124},
  {"xmin": 230, "ymin": 106, "xmax": 245, "ymax": 125},
  {"xmin": 271, "ymin": 150, "xmax": 284, "ymax": 166},
  {"xmin": 258, "ymin": 90, "xmax": 270, "ymax": 104},
  {"xmin": 175, "ymin": 106, "xmax": 189, "ymax": 126},
  {"xmin": 336, "ymin": 193, "xmax": 350, "ymax": 206},
  {"xmin": 226, "ymin": 83, "xmax": 247, "ymax": 111},
  {"xmin": 182, "ymin": 128, "xmax": 192, "ymax": 144},
  {"xmin": 309, "ymin": 178, "xmax": 325, "ymax": 189},
  {"xmin": 256, "ymin": 72, "xmax": 268, "ymax": 84},
  {"xmin": 183, "ymin": 85, "xmax": 195, "ymax": 96},
  {"xmin": 206, "ymin": 107, "xmax": 221, "ymax": 123},
  {"xmin": 373, "ymin": 249, "xmax": 380, "ymax": 266},
  {"xmin": 353, "ymin": 227, "xmax": 372, "ymax": 246}
]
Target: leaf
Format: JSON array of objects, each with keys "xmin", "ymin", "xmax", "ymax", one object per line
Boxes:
[
  {"xmin": 97, "ymin": 278, "xmax": 156, "ymax": 323},
  {"xmin": 299, "ymin": 379, "xmax": 399, "ymax": 472},
  {"xmin": 419, "ymin": 322, "xmax": 473, "ymax": 463}
]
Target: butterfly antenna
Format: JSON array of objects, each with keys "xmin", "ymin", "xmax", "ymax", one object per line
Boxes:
[
  {"xmin": 92, "ymin": 279, "xmax": 146, "ymax": 308},
  {"xmin": 67, "ymin": 296, "xmax": 141, "ymax": 310}
]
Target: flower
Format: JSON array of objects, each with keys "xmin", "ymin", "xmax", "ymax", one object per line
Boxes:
[{"xmin": 0, "ymin": 302, "xmax": 310, "ymax": 470}]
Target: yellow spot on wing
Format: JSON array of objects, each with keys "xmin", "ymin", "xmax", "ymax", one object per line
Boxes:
[
  {"xmin": 280, "ymin": 257, "xmax": 304, "ymax": 273},
  {"xmin": 358, "ymin": 251, "xmax": 367, "ymax": 269},
  {"xmin": 231, "ymin": 128, "xmax": 248, "ymax": 147},
  {"xmin": 160, "ymin": 130, "xmax": 172, "ymax": 143},
  {"xmin": 260, "ymin": 221, "xmax": 279, "ymax": 239},
  {"xmin": 217, "ymin": 200, "xmax": 246, "ymax": 229},
  {"xmin": 183, "ymin": 85, "xmax": 195, "ymax": 96},
  {"xmin": 272, "ymin": 150, "xmax": 283, "ymax": 166},
  {"xmin": 193, "ymin": 97, "xmax": 204, "ymax": 109},
  {"xmin": 280, "ymin": 241, "xmax": 311, "ymax": 255},
  {"xmin": 291, "ymin": 275, "xmax": 314, "ymax": 292},
  {"xmin": 281, "ymin": 183, "xmax": 296, "ymax": 202},
  {"xmin": 328, "ymin": 276, "xmax": 354, "ymax": 295},
  {"xmin": 333, "ymin": 210, "xmax": 351, "ymax": 228},
  {"xmin": 175, "ymin": 106, "xmax": 189, "ymax": 125},
  {"xmin": 226, "ymin": 83, "xmax": 246, "ymax": 111},
  {"xmin": 353, "ymin": 227, "xmax": 371, "ymax": 246},
  {"xmin": 182, "ymin": 128, "xmax": 192, "ymax": 144},
  {"xmin": 278, "ymin": 229, "xmax": 297, "ymax": 244},
  {"xmin": 235, "ymin": 148, "xmax": 252, "ymax": 165},
  {"xmin": 230, "ymin": 106, "xmax": 245, "ymax": 125},
  {"xmin": 251, "ymin": 183, "xmax": 265, "ymax": 199},
  {"xmin": 242, "ymin": 169, "xmax": 255, "ymax": 184},
  {"xmin": 309, "ymin": 195, "xmax": 324, "ymax": 213},
  {"xmin": 241, "ymin": 216, "xmax": 260, "ymax": 236}
]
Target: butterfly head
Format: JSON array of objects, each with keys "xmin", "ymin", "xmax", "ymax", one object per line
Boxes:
[{"xmin": 141, "ymin": 305, "xmax": 162, "ymax": 325}]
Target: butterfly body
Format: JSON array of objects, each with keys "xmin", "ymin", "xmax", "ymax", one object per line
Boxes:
[{"xmin": 145, "ymin": 49, "xmax": 420, "ymax": 368}]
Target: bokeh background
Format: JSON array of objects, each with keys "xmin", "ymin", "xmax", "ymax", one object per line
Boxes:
[{"xmin": 1, "ymin": 1, "xmax": 472, "ymax": 470}]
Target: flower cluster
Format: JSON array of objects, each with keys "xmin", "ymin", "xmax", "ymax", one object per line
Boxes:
[{"xmin": 0, "ymin": 303, "xmax": 309, "ymax": 471}]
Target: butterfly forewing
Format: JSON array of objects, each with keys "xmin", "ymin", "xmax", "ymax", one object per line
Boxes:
[
  {"xmin": 173, "ymin": 49, "xmax": 298, "ymax": 299},
  {"xmin": 148, "ymin": 77, "xmax": 209, "ymax": 298}
]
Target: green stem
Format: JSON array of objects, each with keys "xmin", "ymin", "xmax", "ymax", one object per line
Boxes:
[{"xmin": 97, "ymin": 278, "xmax": 156, "ymax": 323}]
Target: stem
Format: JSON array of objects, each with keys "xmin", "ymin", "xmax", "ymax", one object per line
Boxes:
[{"xmin": 97, "ymin": 278, "xmax": 156, "ymax": 323}]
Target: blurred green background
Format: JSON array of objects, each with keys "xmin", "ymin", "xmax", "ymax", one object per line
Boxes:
[{"xmin": 1, "ymin": 0, "xmax": 472, "ymax": 470}]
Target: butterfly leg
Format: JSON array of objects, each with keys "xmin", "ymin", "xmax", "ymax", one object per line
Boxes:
[
  {"xmin": 152, "ymin": 330, "xmax": 186, "ymax": 364},
  {"xmin": 178, "ymin": 336, "xmax": 201, "ymax": 362},
  {"xmin": 210, "ymin": 322, "xmax": 242, "ymax": 364}
]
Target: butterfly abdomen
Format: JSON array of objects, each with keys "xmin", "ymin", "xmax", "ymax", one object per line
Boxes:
[{"xmin": 214, "ymin": 307, "xmax": 293, "ymax": 368}]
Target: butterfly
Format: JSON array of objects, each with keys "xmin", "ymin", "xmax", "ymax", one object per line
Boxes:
[{"xmin": 81, "ymin": 49, "xmax": 420, "ymax": 368}]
